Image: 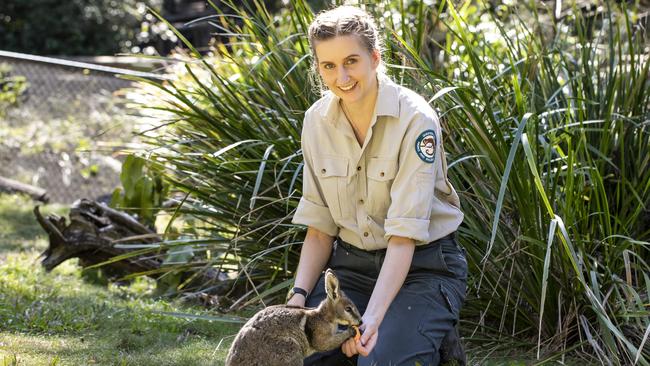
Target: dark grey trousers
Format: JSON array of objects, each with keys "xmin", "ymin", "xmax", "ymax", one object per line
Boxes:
[{"xmin": 303, "ymin": 233, "xmax": 467, "ymax": 366}]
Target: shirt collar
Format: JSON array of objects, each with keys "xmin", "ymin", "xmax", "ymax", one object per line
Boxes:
[
  {"xmin": 375, "ymin": 73, "xmax": 400, "ymax": 118},
  {"xmin": 318, "ymin": 73, "xmax": 400, "ymax": 124}
]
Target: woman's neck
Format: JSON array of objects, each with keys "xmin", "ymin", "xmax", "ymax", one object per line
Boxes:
[
  {"xmin": 340, "ymin": 76, "xmax": 379, "ymax": 146},
  {"xmin": 340, "ymin": 76, "xmax": 379, "ymax": 128}
]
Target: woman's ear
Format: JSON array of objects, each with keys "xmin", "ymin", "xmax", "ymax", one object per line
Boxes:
[{"xmin": 371, "ymin": 49, "xmax": 381, "ymax": 69}]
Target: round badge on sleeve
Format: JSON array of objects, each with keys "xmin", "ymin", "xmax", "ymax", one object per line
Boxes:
[{"xmin": 415, "ymin": 129, "xmax": 437, "ymax": 164}]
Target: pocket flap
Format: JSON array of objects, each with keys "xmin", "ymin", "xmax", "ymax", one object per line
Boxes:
[
  {"xmin": 315, "ymin": 156, "xmax": 348, "ymax": 178},
  {"xmin": 367, "ymin": 158, "xmax": 397, "ymax": 181},
  {"xmin": 440, "ymin": 283, "xmax": 463, "ymax": 319}
]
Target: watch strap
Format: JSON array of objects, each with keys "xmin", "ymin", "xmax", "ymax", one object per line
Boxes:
[
  {"xmin": 287, "ymin": 286, "xmax": 309, "ymax": 301},
  {"xmin": 292, "ymin": 287, "xmax": 308, "ymax": 297}
]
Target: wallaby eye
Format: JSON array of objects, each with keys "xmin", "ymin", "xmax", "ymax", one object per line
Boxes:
[{"xmin": 345, "ymin": 306, "xmax": 353, "ymax": 313}]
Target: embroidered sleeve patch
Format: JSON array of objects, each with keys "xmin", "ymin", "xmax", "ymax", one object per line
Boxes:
[{"xmin": 415, "ymin": 129, "xmax": 437, "ymax": 164}]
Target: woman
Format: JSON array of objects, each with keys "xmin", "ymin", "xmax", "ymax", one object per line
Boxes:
[{"xmin": 288, "ymin": 6, "xmax": 467, "ymax": 366}]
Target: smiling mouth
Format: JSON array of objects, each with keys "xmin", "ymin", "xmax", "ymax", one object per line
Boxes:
[{"xmin": 338, "ymin": 82, "xmax": 357, "ymax": 92}]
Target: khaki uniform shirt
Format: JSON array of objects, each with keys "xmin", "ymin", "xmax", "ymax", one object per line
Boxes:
[{"xmin": 292, "ymin": 75, "xmax": 463, "ymax": 250}]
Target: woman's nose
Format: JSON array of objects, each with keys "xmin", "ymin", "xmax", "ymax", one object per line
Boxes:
[{"xmin": 337, "ymin": 68, "xmax": 349, "ymax": 83}]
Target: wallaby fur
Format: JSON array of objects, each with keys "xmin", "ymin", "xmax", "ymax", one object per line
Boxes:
[
  {"xmin": 440, "ymin": 324, "xmax": 466, "ymax": 366},
  {"xmin": 225, "ymin": 269, "xmax": 362, "ymax": 366}
]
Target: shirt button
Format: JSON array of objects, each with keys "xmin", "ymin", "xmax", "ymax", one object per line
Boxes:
[
  {"xmin": 321, "ymin": 168, "xmax": 326, "ymax": 174},
  {"xmin": 357, "ymin": 166, "xmax": 361, "ymax": 171},
  {"xmin": 363, "ymin": 232, "xmax": 369, "ymax": 237},
  {"xmin": 359, "ymin": 199, "xmax": 364, "ymax": 204},
  {"xmin": 380, "ymin": 172, "xmax": 385, "ymax": 177}
]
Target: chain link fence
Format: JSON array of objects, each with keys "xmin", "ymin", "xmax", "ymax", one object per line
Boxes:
[{"xmin": 0, "ymin": 51, "xmax": 161, "ymax": 204}]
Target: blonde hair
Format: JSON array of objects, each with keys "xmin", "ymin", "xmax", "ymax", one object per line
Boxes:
[{"xmin": 307, "ymin": 6, "xmax": 385, "ymax": 92}]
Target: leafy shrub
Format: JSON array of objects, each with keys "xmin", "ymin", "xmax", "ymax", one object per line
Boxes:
[{"xmin": 110, "ymin": 154, "xmax": 169, "ymax": 228}]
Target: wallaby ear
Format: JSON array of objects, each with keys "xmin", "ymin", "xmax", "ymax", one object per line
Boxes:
[{"xmin": 324, "ymin": 269, "xmax": 340, "ymax": 301}]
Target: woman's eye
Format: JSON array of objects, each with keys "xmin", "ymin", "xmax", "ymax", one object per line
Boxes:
[
  {"xmin": 323, "ymin": 63, "xmax": 334, "ymax": 70},
  {"xmin": 345, "ymin": 58, "xmax": 357, "ymax": 65}
]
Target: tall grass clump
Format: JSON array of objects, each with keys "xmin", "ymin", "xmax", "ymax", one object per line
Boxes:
[
  {"xmin": 389, "ymin": 1, "xmax": 650, "ymax": 363},
  {"xmin": 122, "ymin": 0, "xmax": 649, "ymax": 363}
]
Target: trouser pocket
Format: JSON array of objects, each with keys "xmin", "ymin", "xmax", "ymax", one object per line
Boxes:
[{"xmin": 410, "ymin": 240, "xmax": 453, "ymax": 276}]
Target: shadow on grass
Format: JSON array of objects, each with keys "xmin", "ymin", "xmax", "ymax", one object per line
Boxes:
[{"xmin": 0, "ymin": 194, "xmax": 68, "ymax": 255}]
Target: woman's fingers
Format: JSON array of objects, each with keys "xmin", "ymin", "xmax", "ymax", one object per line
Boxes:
[
  {"xmin": 341, "ymin": 338, "xmax": 357, "ymax": 357},
  {"xmin": 355, "ymin": 330, "xmax": 378, "ymax": 356},
  {"xmin": 355, "ymin": 340, "xmax": 369, "ymax": 357}
]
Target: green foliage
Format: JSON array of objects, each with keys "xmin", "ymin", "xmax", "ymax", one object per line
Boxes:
[
  {"xmin": 122, "ymin": 0, "xmax": 650, "ymax": 363},
  {"xmin": 0, "ymin": 63, "xmax": 27, "ymax": 118},
  {"xmin": 0, "ymin": 354, "xmax": 18, "ymax": 366},
  {"xmin": 121, "ymin": 0, "xmax": 318, "ymax": 303},
  {"xmin": 393, "ymin": 1, "xmax": 650, "ymax": 364},
  {"xmin": 110, "ymin": 154, "xmax": 169, "ymax": 227},
  {"xmin": 0, "ymin": 0, "xmax": 162, "ymax": 56}
]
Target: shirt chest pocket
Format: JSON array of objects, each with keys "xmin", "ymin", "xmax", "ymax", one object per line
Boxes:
[
  {"xmin": 366, "ymin": 157, "xmax": 398, "ymax": 215},
  {"xmin": 314, "ymin": 156, "xmax": 351, "ymax": 219}
]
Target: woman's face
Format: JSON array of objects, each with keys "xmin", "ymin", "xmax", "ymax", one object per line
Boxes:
[{"xmin": 314, "ymin": 35, "xmax": 380, "ymax": 105}]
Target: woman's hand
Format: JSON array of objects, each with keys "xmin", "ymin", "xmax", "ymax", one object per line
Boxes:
[
  {"xmin": 341, "ymin": 314, "xmax": 380, "ymax": 357},
  {"xmin": 286, "ymin": 293, "xmax": 306, "ymax": 307},
  {"xmin": 355, "ymin": 314, "xmax": 379, "ymax": 356},
  {"xmin": 341, "ymin": 337, "xmax": 358, "ymax": 357}
]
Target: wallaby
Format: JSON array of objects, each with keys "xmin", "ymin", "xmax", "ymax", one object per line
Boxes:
[{"xmin": 225, "ymin": 269, "xmax": 362, "ymax": 366}]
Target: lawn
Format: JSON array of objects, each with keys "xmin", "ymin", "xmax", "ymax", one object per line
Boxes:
[{"xmin": 0, "ymin": 194, "xmax": 241, "ymax": 366}]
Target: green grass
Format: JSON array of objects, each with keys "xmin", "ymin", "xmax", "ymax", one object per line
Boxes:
[{"xmin": 0, "ymin": 194, "xmax": 240, "ymax": 366}]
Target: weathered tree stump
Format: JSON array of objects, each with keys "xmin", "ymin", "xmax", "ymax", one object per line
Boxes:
[
  {"xmin": 33, "ymin": 199, "xmax": 227, "ymax": 293},
  {"xmin": 34, "ymin": 198, "xmax": 161, "ymax": 275}
]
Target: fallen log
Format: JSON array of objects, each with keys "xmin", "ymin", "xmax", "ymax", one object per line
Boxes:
[
  {"xmin": 33, "ymin": 199, "xmax": 228, "ymax": 293},
  {"xmin": 0, "ymin": 176, "xmax": 49, "ymax": 202}
]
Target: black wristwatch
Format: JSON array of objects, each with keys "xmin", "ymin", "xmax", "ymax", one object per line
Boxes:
[{"xmin": 287, "ymin": 287, "xmax": 309, "ymax": 301}]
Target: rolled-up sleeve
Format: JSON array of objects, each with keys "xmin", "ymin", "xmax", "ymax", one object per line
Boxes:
[
  {"xmin": 291, "ymin": 112, "xmax": 339, "ymax": 237},
  {"xmin": 384, "ymin": 111, "xmax": 441, "ymax": 244}
]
